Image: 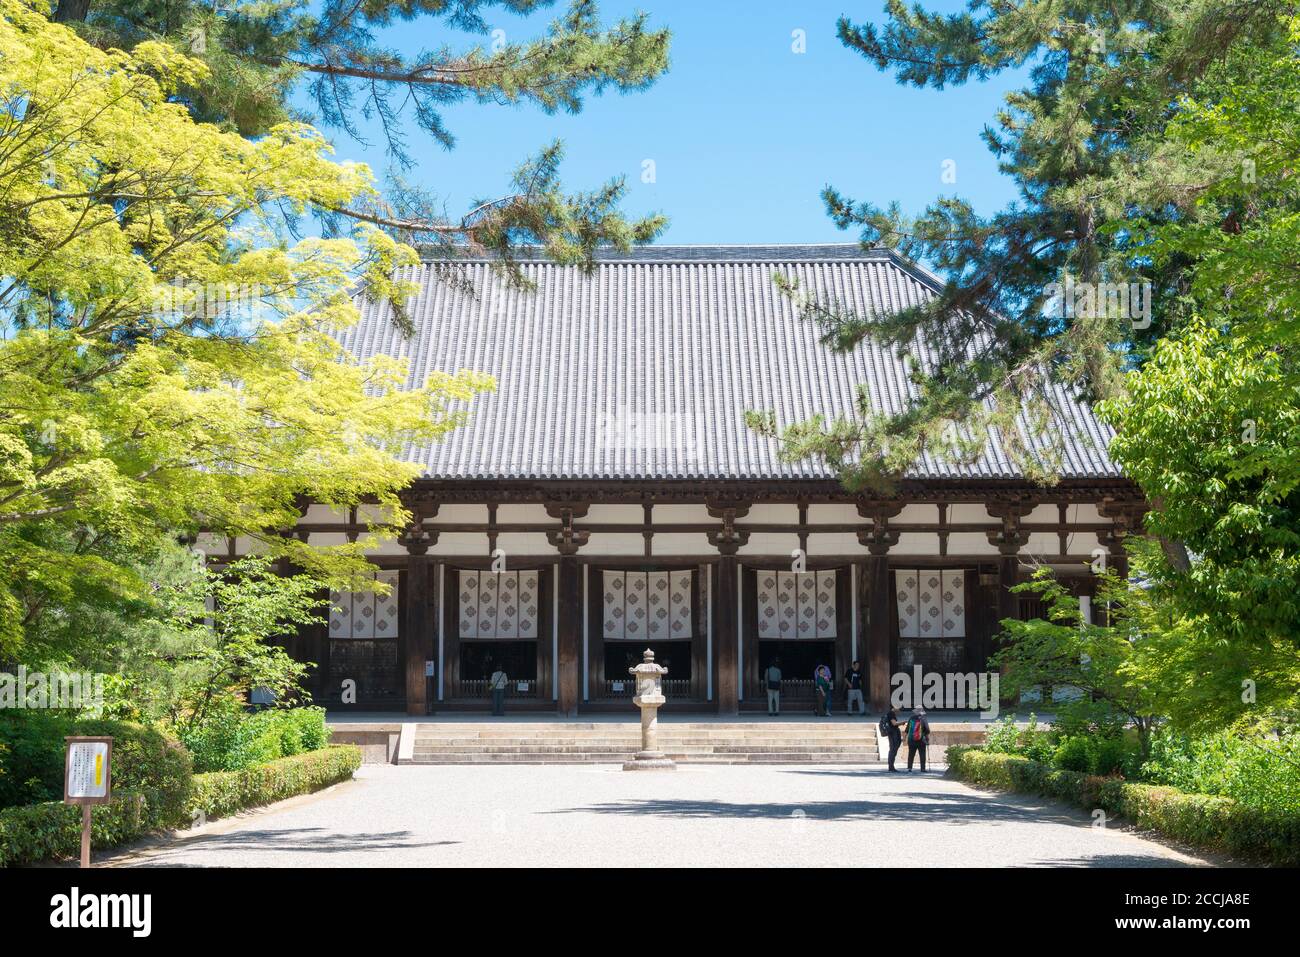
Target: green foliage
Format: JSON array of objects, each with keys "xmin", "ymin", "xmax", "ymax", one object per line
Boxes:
[
  {"xmin": 0, "ymin": 1, "xmax": 495, "ymax": 651},
  {"xmin": 757, "ymin": 2, "xmax": 1297, "ymax": 490},
  {"xmin": 55, "ymin": 0, "xmax": 670, "ymax": 271},
  {"xmin": 0, "ymin": 712, "xmax": 191, "ymax": 815},
  {"xmin": 1141, "ymin": 731, "xmax": 1300, "ymax": 815},
  {"xmin": 178, "ymin": 704, "xmax": 330, "ymax": 773},
  {"xmin": 981, "ymin": 714, "xmax": 1022, "ymax": 754},
  {"xmin": 187, "ymin": 745, "xmax": 361, "ymax": 823},
  {"xmin": 1100, "ymin": 327, "xmax": 1300, "ymax": 726},
  {"xmin": 949, "ymin": 746, "xmax": 1300, "ymax": 865},
  {"xmin": 0, "ymin": 789, "xmax": 160, "ymax": 867},
  {"xmin": 992, "ymin": 569, "xmax": 1163, "ymax": 755},
  {"xmin": 0, "ymin": 743, "xmax": 359, "ymax": 865},
  {"xmin": 979, "ymin": 714, "xmax": 1137, "ymax": 777}
]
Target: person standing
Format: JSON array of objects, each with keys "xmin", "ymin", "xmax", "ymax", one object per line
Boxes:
[
  {"xmin": 881, "ymin": 706, "xmax": 903, "ymax": 771},
  {"xmin": 764, "ymin": 657, "xmax": 783, "ymax": 716},
  {"xmin": 814, "ymin": 664, "xmax": 834, "ymax": 717},
  {"xmin": 845, "ymin": 661, "xmax": 866, "ymax": 715},
  {"xmin": 489, "ymin": 663, "xmax": 509, "ymax": 716},
  {"xmin": 905, "ymin": 707, "xmax": 931, "ymax": 771}
]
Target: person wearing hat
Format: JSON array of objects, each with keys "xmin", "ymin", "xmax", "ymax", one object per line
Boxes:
[{"xmin": 904, "ymin": 707, "xmax": 932, "ymax": 771}]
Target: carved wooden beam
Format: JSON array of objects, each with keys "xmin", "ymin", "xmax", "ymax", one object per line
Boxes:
[
  {"xmin": 545, "ymin": 501, "xmax": 590, "ymax": 555},
  {"xmin": 855, "ymin": 498, "xmax": 904, "ymax": 555},
  {"xmin": 706, "ymin": 497, "xmax": 751, "ymax": 555},
  {"xmin": 985, "ymin": 499, "xmax": 1035, "ymax": 555},
  {"xmin": 398, "ymin": 500, "xmax": 440, "ymax": 555}
]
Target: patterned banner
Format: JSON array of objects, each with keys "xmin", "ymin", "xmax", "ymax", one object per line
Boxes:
[
  {"xmin": 603, "ymin": 570, "xmax": 693, "ymax": 640},
  {"xmin": 459, "ymin": 570, "xmax": 540, "ymax": 639},
  {"xmin": 896, "ymin": 568, "xmax": 967, "ymax": 638},
  {"xmin": 330, "ymin": 571, "xmax": 399, "ymax": 640},
  {"xmin": 756, "ymin": 570, "xmax": 837, "ymax": 639}
]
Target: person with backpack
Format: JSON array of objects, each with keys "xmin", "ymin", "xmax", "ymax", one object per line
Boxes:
[
  {"xmin": 814, "ymin": 664, "xmax": 833, "ymax": 717},
  {"xmin": 489, "ymin": 662, "xmax": 509, "ymax": 716},
  {"xmin": 844, "ymin": 660, "xmax": 866, "ymax": 715},
  {"xmin": 764, "ymin": 657, "xmax": 783, "ymax": 716},
  {"xmin": 904, "ymin": 707, "xmax": 931, "ymax": 771},
  {"xmin": 880, "ymin": 707, "xmax": 903, "ymax": 771}
]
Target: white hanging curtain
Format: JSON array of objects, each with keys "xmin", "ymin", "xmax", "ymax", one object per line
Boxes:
[
  {"xmin": 756, "ymin": 569, "xmax": 837, "ymax": 640},
  {"xmin": 603, "ymin": 570, "xmax": 693, "ymax": 640},
  {"xmin": 329, "ymin": 571, "xmax": 400, "ymax": 639},
  {"xmin": 896, "ymin": 569, "xmax": 967, "ymax": 639}
]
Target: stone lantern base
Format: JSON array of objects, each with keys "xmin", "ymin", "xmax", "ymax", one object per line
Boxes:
[{"xmin": 622, "ymin": 751, "xmax": 677, "ymax": 771}]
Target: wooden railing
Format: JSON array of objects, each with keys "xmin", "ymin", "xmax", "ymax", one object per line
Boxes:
[
  {"xmin": 600, "ymin": 678, "xmax": 692, "ymax": 699},
  {"xmin": 457, "ymin": 678, "xmax": 539, "ymax": 699}
]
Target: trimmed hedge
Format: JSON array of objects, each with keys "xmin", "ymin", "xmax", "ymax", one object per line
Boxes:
[
  {"xmin": 0, "ymin": 715, "xmax": 192, "ymax": 811},
  {"xmin": 948, "ymin": 746, "xmax": 1300, "ymax": 865},
  {"xmin": 188, "ymin": 745, "xmax": 362, "ymax": 822},
  {"xmin": 0, "ymin": 790, "xmax": 164, "ymax": 867},
  {"xmin": 0, "ymin": 745, "xmax": 360, "ymax": 866}
]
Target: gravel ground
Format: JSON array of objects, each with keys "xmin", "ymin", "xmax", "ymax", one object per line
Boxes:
[{"xmin": 103, "ymin": 764, "xmax": 1214, "ymax": 868}]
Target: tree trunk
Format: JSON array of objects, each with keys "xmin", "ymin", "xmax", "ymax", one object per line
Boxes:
[
  {"xmin": 53, "ymin": 0, "xmax": 92, "ymax": 23},
  {"xmin": 1159, "ymin": 537, "xmax": 1192, "ymax": 574}
]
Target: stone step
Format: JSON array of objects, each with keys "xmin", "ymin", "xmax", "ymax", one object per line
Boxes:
[
  {"xmin": 410, "ymin": 738, "xmax": 873, "ymax": 743},
  {"xmin": 411, "ymin": 735, "xmax": 880, "ymax": 744},
  {"xmin": 405, "ymin": 720, "xmax": 882, "ymax": 764},
  {"xmin": 413, "ymin": 723, "xmax": 880, "ymax": 732},
  {"xmin": 406, "ymin": 753, "xmax": 878, "ymax": 765},
  {"xmin": 413, "ymin": 748, "xmax": 883, "ymax": 754}
]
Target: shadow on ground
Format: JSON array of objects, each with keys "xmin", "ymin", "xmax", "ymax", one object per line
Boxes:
[
  {"xmin": 548, "ymin": 790, "xmax": 1086, "ymax": 827},
  {"xmin": 116, "ymin": 827, "xmax": 458, "ymax": 866}
]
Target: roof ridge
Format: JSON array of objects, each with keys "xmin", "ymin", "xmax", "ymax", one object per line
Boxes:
[{"xmin": 415, "ymin": 243, "xmax": 896, "ymax": 265}]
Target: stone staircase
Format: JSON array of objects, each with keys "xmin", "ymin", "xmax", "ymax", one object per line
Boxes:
[{"xmin": 407, "ymin": 722, "xmax": 881, "ymax": 765}]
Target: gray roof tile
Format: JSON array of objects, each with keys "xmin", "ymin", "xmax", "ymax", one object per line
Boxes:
[{"xmin": 338, "ymin": 245, "xmax": 1119, "ymax": 481}]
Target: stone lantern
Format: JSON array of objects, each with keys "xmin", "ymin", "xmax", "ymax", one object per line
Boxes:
[{"xmin": 623, "ymin": 648, "xmax": 676, "ymax": 771}]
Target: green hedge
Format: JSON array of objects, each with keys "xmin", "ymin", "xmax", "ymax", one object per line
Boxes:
[
  {"xmin": 0, "ymin": 714, "xmax": 192, "ymax": 812},
  {"xmin": 188, "ymin": 745, "xmax": 361, "ymax": 822},
  {"xmin": 0, "ymin": 745, "xmax": 360, "ymax": 866},
  {"xmin": 179, "ymin": 704, "xmax": 332, "ymax": 773},
  {"xmin": 948, "ymin": 746, "xmax": 1300, "ymax": 865},
  {"xmin": 0, "ymin": 789, "xmax": 169, "ymax": 867}
]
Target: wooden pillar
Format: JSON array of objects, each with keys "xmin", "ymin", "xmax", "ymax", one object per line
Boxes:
[
  {"xmin": 546, "ymin": 502, "xmax": 590, "ymax": 716},
  {"xmin": 741, "ymin": 566, "xmax": 760, "ymax": 701},
  {"xmin": 713, "ymin": 556, "xmax": 739, "ymax": 715},
  {"xmin": 398, "ymin": 497, "xmax": 438, "ymax": 715},
  {"xmin": 986, "ymin": 500, "xmax": 1033, "ymax": 644},
  {"xmin": 997, "ymin": 554, "xmax": 1019, "ymax": 626},
  {"xmin": 706, "ymin": 500, "xmax": 749, "ymax": 716},
  {"xmin": 865, "ymin": 554, "xmax": 892, "ymax": 711},
  {"xmin": 557, "ymin": 557, "xmax": 581, "ymax": 716},
  {"xmin": 404, "ymin": 554, "xmax": 431, "ymax": 715},
  {"xmin": 857, "ymin": 499, "xmax": 903, "ymax": 712}
]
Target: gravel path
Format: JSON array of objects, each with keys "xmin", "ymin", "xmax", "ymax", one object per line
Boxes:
[{"xmin": 103, "ymin": 764, "xmax": 1214, "ymax": 868}]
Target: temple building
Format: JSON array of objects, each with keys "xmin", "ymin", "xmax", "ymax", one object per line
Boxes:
[{"xmin": 204, "ymin": 244, "xmax": 1145, "ymax": 715}]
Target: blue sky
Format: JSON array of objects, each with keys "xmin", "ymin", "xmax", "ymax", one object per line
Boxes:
[{"xmin": 316, "ymin": 1, "xmax": 1024, "ymax": 244}]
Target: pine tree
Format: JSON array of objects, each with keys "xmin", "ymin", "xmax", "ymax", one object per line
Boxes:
[
  {"xmin": 49, "ymin": 0, "xmax": 671, "ymax": 291},
  {"xmin": 753, "ymin": 0, "xmax": 1295, "ymax": 489}
]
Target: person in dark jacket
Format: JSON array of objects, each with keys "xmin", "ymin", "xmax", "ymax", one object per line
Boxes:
[
  {"xmin": 845, "ymin": 661, "xmax": 866, "ymax": 715},
  {"xmin": 814, "ymin": 664, "xmax": 834, "ymax": 717},
  {"xmin": 884, "ymin": 706, "xmax": 904, "ymax": 771},
  {"xmin": 904, "ymin": 707, "xmax": 931, "ymax": 771}
]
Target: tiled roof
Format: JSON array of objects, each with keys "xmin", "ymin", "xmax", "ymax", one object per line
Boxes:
[{"xmin": 337, "ymin": 244, "xmax": 1118, "ymax": 481}]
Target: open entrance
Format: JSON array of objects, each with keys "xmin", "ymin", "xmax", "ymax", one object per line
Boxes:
[
  {"xmin": 456, "ymin": 641, "xmax": 538, "ymax": 701},
  {"xmin": 755, "ymin": 640, "xmax": 836, "ymax": 707},
  {"xmin": 601, "ymin": 641, "xmax": 692, "ymax": 699}
]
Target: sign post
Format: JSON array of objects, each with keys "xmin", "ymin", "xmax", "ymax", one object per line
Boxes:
[{"xmin": 64, "ymin": 736, "xmax": 113, "ymax": 868}]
